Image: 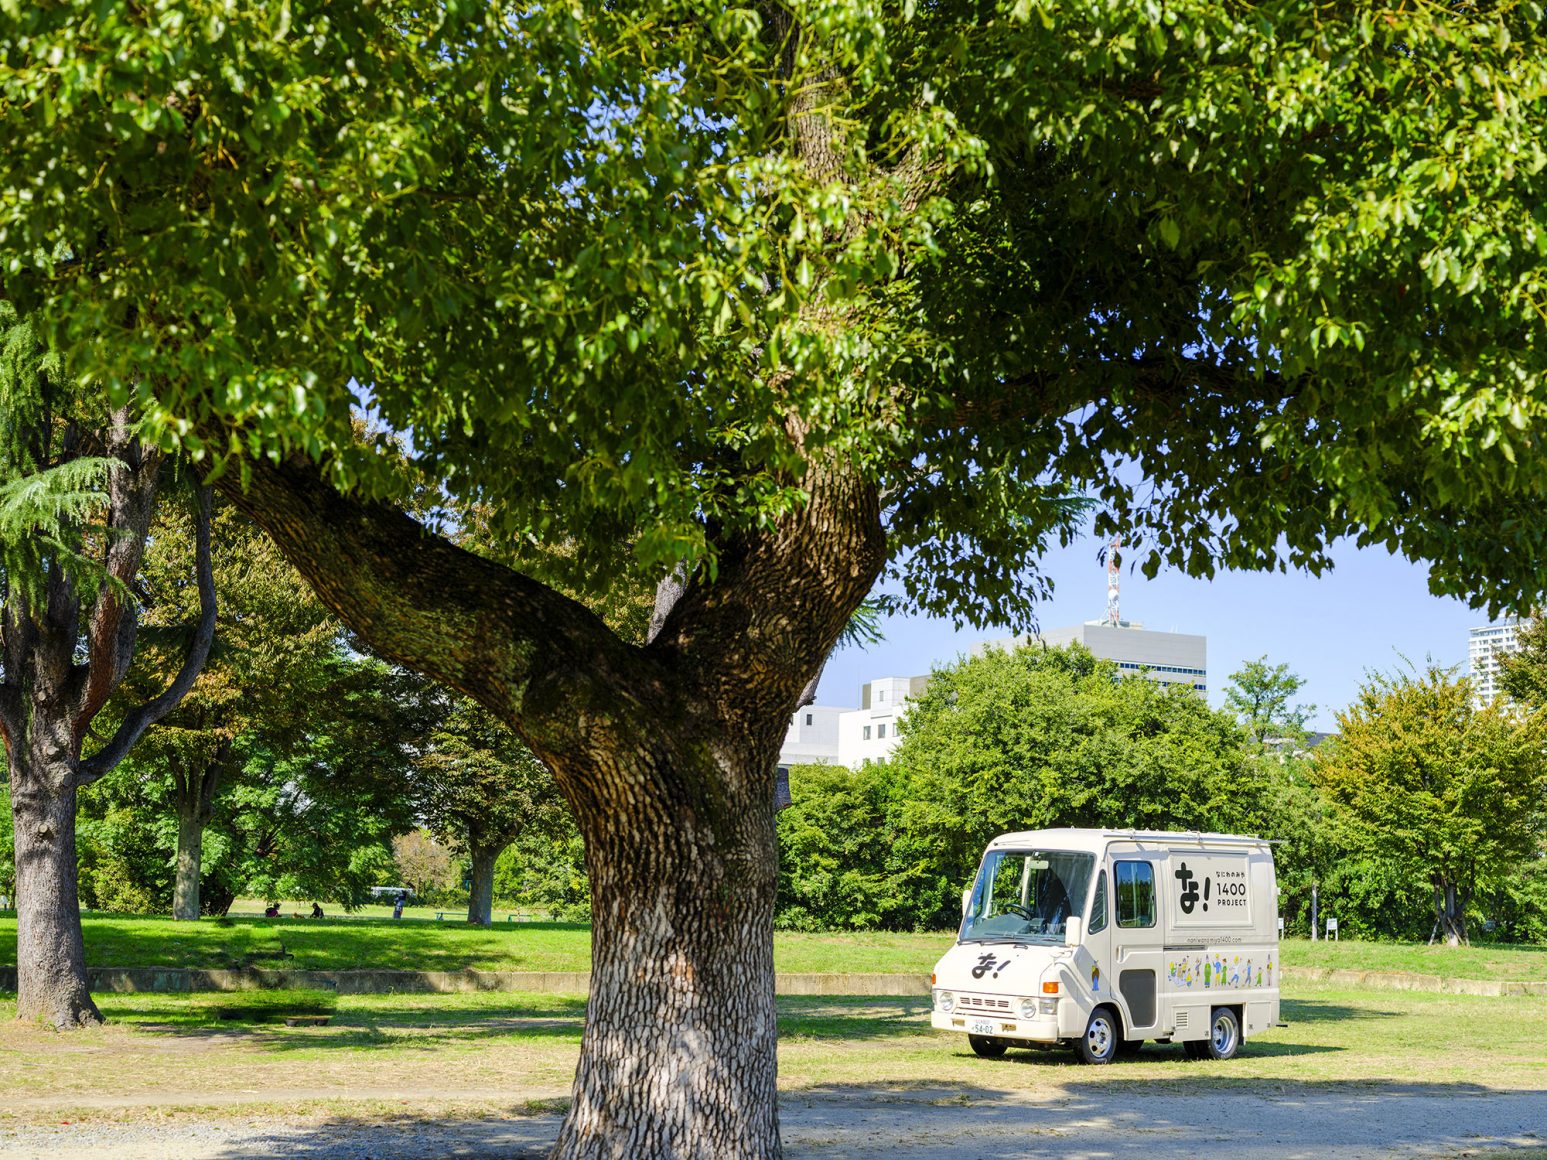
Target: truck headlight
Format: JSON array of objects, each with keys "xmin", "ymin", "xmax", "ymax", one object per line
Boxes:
[
  {"xmin": 1019, "ymin": 997, "xmax": 1038, "ymax": 1019},
  {"xmin": 935, "ymin": 989, "xmax": 954, "ymax": 1013}
]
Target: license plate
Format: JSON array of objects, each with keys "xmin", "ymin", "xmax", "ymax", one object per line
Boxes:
[{"xmin": 969, "ymin": 1020, "xmax": 997, "ymax": 1035}]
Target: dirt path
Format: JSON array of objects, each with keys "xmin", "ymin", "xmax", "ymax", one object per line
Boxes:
[{"xmin": 2, "ymin": 1084, "xmax": 1543, "ymax": 1158}]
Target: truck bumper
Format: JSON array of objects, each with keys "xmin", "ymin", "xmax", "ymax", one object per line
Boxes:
[{"xmin": 932, "ymin": 1008, "xmax": 1062, "ymax": 1043}]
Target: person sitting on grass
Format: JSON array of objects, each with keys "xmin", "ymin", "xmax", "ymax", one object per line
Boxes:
[
  {"xmin": 310, "ymin": 902, "xmax": 324, "ymax": 918},
  {"xmin": 263, "ymin": 902, "xmax": 281, "ymax": 918}
]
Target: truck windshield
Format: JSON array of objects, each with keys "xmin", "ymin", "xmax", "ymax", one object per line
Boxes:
[{"xmin": 960, "ymin": 849, "xmax": 1096, "ymax": 944}]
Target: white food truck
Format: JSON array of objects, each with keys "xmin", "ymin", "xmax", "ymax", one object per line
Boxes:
[{"xmin": 931, "ymin": 829, "xmax": 1279, "ymax": 1064}]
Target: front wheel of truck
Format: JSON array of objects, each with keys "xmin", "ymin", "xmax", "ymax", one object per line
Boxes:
[
  {"xmin": 968, "ymin": 1035, "xmax": 1008, "ymax": 1058},
  {"xmin": 1075, "ymin": 1007, "xmax": 1119, "ymax": 1065}
]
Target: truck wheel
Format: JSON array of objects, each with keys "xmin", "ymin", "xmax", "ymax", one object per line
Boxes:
[
  {"xmin": 1204, "ymin": 1007, "xmax": 1241, "ymax": 1061},
  {"xmin": 968, "ymin": 1035, "xmax": 1008, "ymax": 1059},
  {"xmin": 1076, "ymin": 1007, "xmax": 1119, "ymax": 1065}
]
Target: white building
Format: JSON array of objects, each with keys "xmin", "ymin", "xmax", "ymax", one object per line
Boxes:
[
  {"xmin": 779, "ymin": 623, "xmax": 1206, "ymax": 769},
  {"xmin": 985, "ymin": 620, "xmax": 1208, "ymax": 695},
  {"xmin": 779, "ymin": 675, "xmax": 929, "ymax": 768},
  {"xmin": 1468, "ymin": 619, "xmax": 1521, "ymax": 706}
]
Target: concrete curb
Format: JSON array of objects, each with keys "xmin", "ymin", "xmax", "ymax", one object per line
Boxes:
[
  {"xmin": 0, "ymin": 965, "xmax": 1540, "ymax": 998},
  {"xmin": 1281, "ymin": 965, "xmax": 1547, "ymax": 997}
]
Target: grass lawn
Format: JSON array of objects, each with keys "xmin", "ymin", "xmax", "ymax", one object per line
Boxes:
[
  {"xmin": 1283, "ymin": 936, "xmax": 1547, "ymax": 981},
  {"xmin": 0, "ymin": 913, "xmax": 956, "ymax": 974},
  {"xmin": 0, "ymin": 981, "xmax": 1543, "ymax": 1127},
  {"xmin": 1, "ymin": 914, "xmax": 1544, "ymax": 979}
]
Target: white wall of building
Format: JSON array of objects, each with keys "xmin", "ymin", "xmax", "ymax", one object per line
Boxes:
[
  {"xmin": 780, "ymin": 704, "xmax": 846, "ymax": 765},
  {"xmin": 988, "ymin": 621, "xmax": 1208, "ymax": 694}
]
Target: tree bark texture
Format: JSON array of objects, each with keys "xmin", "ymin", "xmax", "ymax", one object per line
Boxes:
[
  {"xmin": 8, "ymin": 724, "xmax": 101, "ymax": 1027},
  {"xmin": 466, "ymin": 842, "xmax": 500, "ymax": 926},
  {"xmin": 1434, "ymin": 879, "xmax": 1468, "ymax": 946},
  {"xmin": 552, "ymin": 751, "xmax": 781, "ymax": 1160}
]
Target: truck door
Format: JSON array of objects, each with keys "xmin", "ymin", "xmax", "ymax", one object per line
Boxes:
[{"xmin": 1111, "ymin": 858, "xmax": 1164, "ymax": 1038}]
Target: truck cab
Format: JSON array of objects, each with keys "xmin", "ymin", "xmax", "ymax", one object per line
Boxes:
[{"xmin": 931, "ymin": 828, "xmax": 1279, "ymax": 1064}]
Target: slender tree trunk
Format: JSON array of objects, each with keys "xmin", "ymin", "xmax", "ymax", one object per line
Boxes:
[
  {"xmin": 1434, "ymin": 878, "xmax": 1467, "ymax": 947},
  {"xmin": 171, "ymin": 799, "xmax": 204, "ymax": 921},
  {"xmin": 466, "ymin": 842, "xmax": 500, "ymax": 926},
  {"xmin": 170, "ymin": 757, "xmax": 225, "ymax": 921},
  {"xmin": 552, "ymin": 752, "xmax": 781, "ymax": 1160},
  {"xmin": 9, "ymin": 740, "xmax": 102, "ymax": 1027}
]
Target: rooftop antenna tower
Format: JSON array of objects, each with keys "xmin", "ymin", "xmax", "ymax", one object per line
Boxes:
[{"xmin": 1105, "ymin": 536, "xmax": 1121, "ymax": 626}]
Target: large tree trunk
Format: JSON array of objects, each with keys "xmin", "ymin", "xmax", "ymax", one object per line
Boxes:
[
  {"xmin": 553, "ymin": 754, "xmax": 780, "ymax": 1160},
  {"xmin": 466, "ymin": 841, "xmax": 500, "ymax": 927},
  {"xmin": 171, "ymin": 799, "xmax": 204, "ymax": 921},
  {"xmin": 9, "ymin": 741, "xmax": 102, "ymax": 1027},
  {"xmin": 214, "ymin": 447, "xmax": 885, "ymax": 1159}
]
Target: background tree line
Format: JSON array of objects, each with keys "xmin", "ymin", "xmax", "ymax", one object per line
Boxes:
[
  {"xmin": 11, "ymin": 624, "xmax": 1543, "ymax": 946},
  {"xmin": 775, "ymin": 642, "xmax": 1547, "ymax": 945},
  {"xmin": 0, "ymin": 493, "xmax": 591, "ymax": 925}
]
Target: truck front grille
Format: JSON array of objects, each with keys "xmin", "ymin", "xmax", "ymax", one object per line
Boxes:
[{"xmin": 956, "ymin": 994, "xmax": 1012, "ymax": 1013}]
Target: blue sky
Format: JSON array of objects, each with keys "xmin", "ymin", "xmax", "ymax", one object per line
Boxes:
[{"xmin": 815, "ymin": 536, "xmax": 1502, "ymax": 731}]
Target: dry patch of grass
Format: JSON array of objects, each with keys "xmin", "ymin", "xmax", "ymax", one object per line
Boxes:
[{"xmin": 2, "ymin": 983, "xmax": 1544, "ymax": 1129}]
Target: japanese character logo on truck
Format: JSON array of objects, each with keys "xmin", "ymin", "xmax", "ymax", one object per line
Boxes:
[
  {"xmin": 1175, "ymin": 862, "xmax": 1208, "ymax": 914},
  {"xmin": 1175, "ymin": 861, "xmax": 1250, "ymax": 917},
  {"xmin": 970, "ymin": 952, "xmax": 1013, "ymax": 980}
]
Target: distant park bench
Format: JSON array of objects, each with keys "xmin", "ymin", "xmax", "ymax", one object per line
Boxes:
[{"xmin": 433, "ymin": 910, "xmax": 539, "ymax": 922}]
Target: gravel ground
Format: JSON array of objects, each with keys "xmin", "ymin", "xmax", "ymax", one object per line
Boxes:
[{"xmin": 1, "ymin": 1086, "xmax": 1543, "ymax": 1159}]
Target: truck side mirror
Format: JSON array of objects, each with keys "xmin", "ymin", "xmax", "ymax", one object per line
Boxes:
[
  {"xmin": 961, "ymin": 887, "xmax": 972, "ymax": 916},
  {"xmin": 1064, "ymin": 916, "xmax": 1082, "ymax": 947}
]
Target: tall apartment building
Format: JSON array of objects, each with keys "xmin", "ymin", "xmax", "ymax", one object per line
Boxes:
[{"xmin": 1468, "ymin": 619, "xmax": 1522, "ymax": 706}]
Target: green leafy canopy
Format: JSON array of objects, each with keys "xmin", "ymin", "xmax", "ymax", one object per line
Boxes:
[{"xmin": 4, "ymin": 2, "xmax": 1547, "ymax": 622}]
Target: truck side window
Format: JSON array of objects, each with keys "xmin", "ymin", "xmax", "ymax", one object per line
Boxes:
[
  {"xmin": 1088, "ymin": 870, "xmax": 1108, "ymax": 934},
  {"xmin": 1115, "ymin": 861, "xmax": 1155, "ymax": 928}
]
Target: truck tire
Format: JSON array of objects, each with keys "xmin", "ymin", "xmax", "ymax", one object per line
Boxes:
[
  {"xmin": 1076, "ymin": 1007, "xmax": 1119, "ymax": 1065},
  {"xmin": 1203, "ymin": 1006, "xmax": 1241, "ymax": 1061},
  {"xmin": 968, "ymin": 1034, "xmax": 1008, "ymax": 1058}
]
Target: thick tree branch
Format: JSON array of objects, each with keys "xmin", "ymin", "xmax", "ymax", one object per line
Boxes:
[
  {"xmin": 948, "ymin": 356, "xmax": 1292, "ymax": 428},
  {"xmin": 647, "ymin": 451, "xmax": 886, "ymax": 746},
  {"xmin": 209, "ymin": 450, "xmax": 642, "ymax": 759},
  {"xmin": 74, "ymin": 410, "xmax": 163, "ymax": 736},
  {"xmin": 76, "ymin": 486, "xmax": 217, "ymax": 786}
]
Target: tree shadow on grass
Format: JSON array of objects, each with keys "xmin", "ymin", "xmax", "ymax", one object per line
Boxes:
[
  {"xmin": 104, "ymin": 994, "xmax": 591, "ymax": 1053},
  {"xmin": 54, "ymin": 915, "xmax": 597, "ymax": 975},
  {"xmin": 778, "ymin": 997, "xmax": 937, "ymax": 1043},
  {"xmin": 1282, "ymin": 996, "xmax": 1405, "ymax": 1022},
  {"xmin": 174, "ymin": 1113, "xmax": 561, "ymax": 1158}
]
